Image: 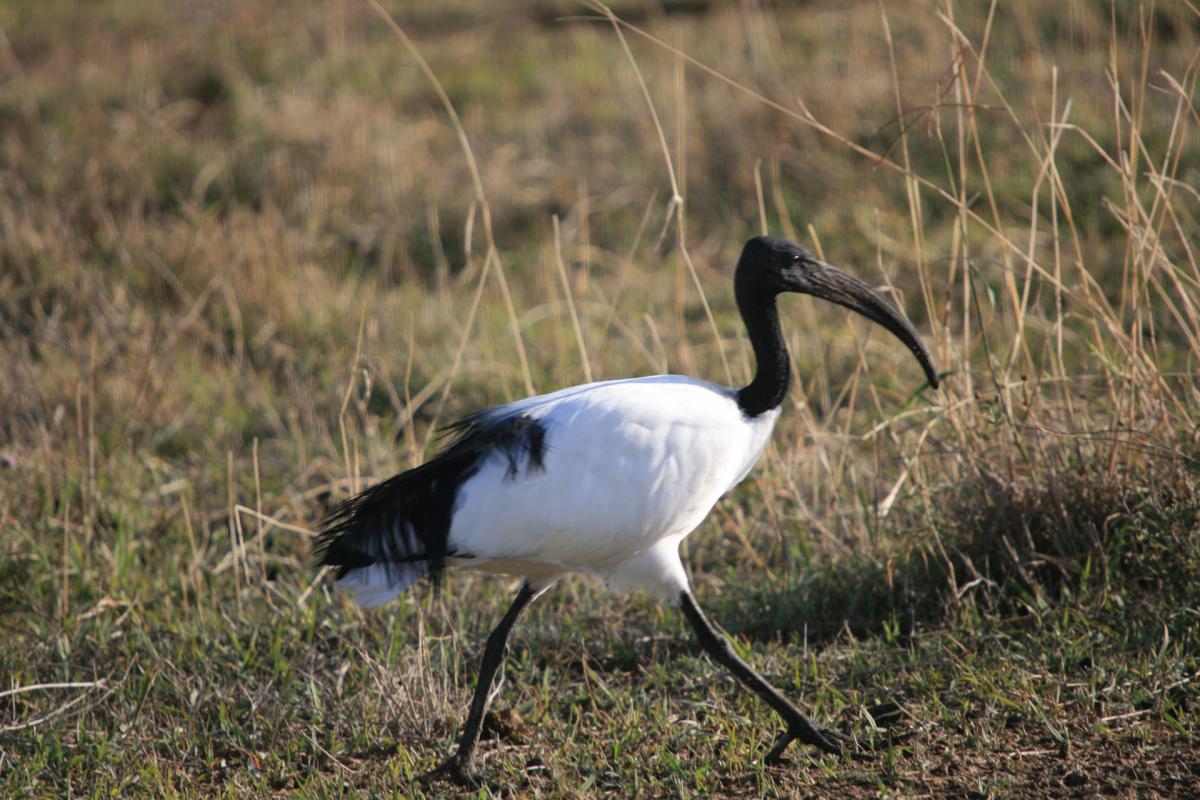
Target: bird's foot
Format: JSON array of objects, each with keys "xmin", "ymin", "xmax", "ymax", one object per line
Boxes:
[
  {"xmin": 423, "ymin": 752, "xmax": 481, "ymax": 788},
  {"xmin": 763, "ymin": 721, "xmax": 845, "ymax": 764}
]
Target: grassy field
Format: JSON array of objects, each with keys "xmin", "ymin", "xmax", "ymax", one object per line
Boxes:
[{"xmin": 2, "ymin": 0, "xmax": 1200, "ymax": 796}]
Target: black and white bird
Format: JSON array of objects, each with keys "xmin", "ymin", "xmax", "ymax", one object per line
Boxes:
[{"xmin": 317, "ymin": 235, "xmax": 938, "ymax": 783}]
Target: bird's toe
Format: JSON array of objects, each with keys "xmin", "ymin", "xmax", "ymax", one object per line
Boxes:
[{"xmin": 819, "ymin": 728, "xmax": 851, "ymax": 751}]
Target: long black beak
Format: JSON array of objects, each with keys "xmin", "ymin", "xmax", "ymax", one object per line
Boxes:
[{"xmin": 806, "ymin": 261, "xmax": 939, "ymax": 389}]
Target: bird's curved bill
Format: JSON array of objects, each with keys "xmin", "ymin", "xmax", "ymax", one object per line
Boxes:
[{"xmin": 807, "ymin": 262, "xmax": 940, "ymax": 389}]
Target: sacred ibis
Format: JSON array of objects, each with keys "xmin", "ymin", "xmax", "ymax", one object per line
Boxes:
[{"xmin": 317, "ymin": 235, "xmax": 938, "ymax": 783}]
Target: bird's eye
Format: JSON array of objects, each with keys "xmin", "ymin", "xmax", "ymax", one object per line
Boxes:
[{"xmin": 791, "ymin": 253, "xmax": 803, "ymax": 264}]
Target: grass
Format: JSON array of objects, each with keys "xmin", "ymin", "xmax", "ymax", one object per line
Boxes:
[{"xmin": 2, "ymin": 0, "xmax": 1199, "ymax": 796}]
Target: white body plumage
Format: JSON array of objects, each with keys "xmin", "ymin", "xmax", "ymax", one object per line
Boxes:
[{"xmin": 341, "ymin": 375, "xmax": 780, "ymax": 607}]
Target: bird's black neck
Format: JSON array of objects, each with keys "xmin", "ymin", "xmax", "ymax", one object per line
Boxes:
[{"xmin": 735, "ymin": 284, "xmax": 790, "ymax": 418}]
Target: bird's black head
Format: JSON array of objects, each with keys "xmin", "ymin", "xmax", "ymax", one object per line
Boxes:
[
  {"xmin": 735, "ymin": 235, "xmax": 821, "ymax": 296},
  {"xmin": 735, "ymin": 235, "xmax": 940, "ymax": 389}
]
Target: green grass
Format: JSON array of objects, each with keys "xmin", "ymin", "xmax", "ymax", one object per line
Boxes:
[{"xmin": 2, "ymin": 0, "xmax": 1200, "ymax": 796}]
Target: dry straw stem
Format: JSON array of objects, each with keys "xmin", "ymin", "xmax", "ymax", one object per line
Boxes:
[
  {"xmin": 364, "ymin": 0, "xmax": 534, "ymax": 430},
  {"xmin": 0, "ymin": 680, "xmax": 110, "ymax": 734},
  {"xmin": 552, "ymin": 214, "xmax": 594, "ymax": 383},
  {"xmin": 596, "ymin": 0, "xmax": 734, "ymax": 386}
]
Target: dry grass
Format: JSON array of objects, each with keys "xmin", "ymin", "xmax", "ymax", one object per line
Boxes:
[{"xmin": 1, "ymin": 0, "xmax": 1199, "ymax": 796}]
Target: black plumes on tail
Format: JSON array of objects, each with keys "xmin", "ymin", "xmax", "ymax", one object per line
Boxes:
[
  {"xmin": 315, "ymin": 411, "xmax": 549, "ymax": 588},
  {"xmin": 316, "ymin": 455, "xmax": 469, "ymax": 586}
]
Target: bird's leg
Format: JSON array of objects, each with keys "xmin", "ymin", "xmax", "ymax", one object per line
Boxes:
[
  {"xmin": 678, "ymin": 589, "xmax": 841, "ymax": 762},
  {"xmin": 426, "ymin": 582, "xmax": 538, "ymax": 786}
]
